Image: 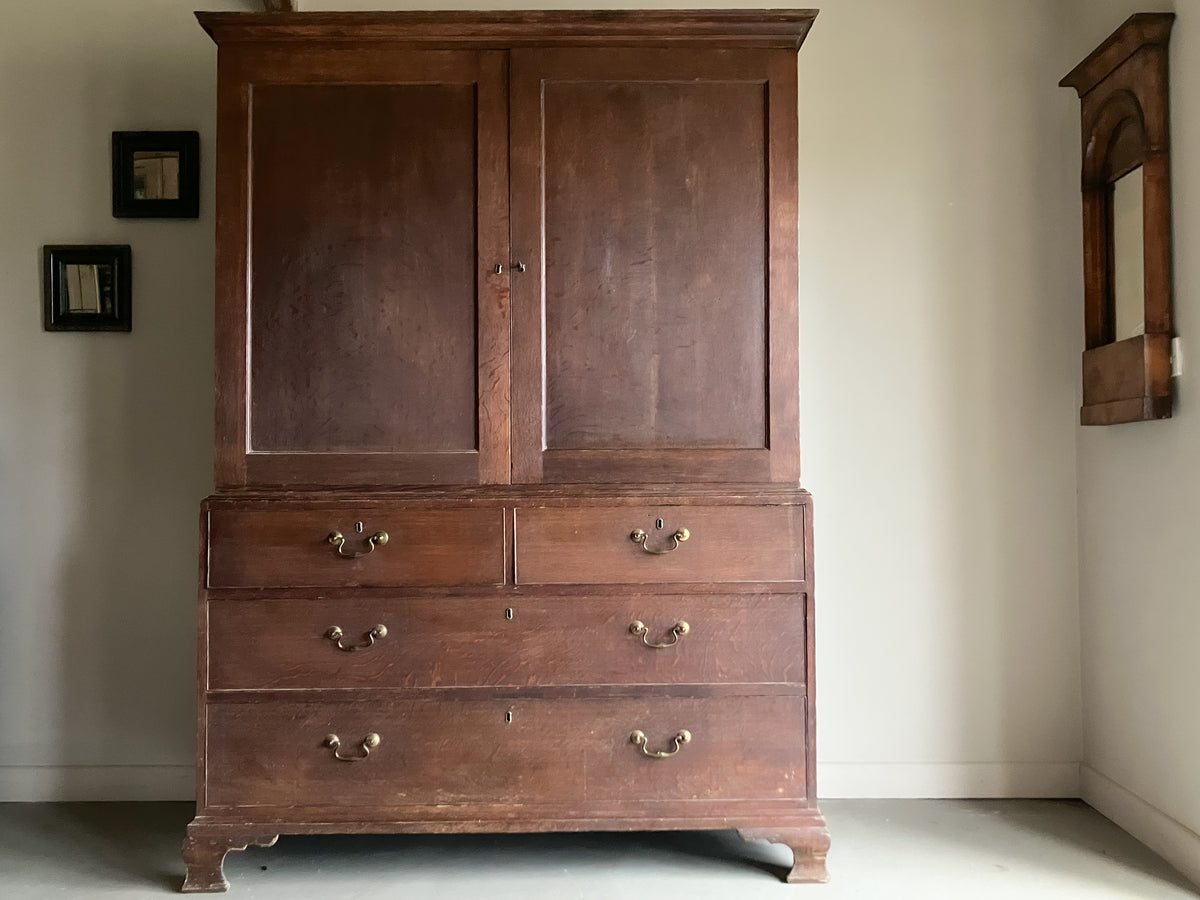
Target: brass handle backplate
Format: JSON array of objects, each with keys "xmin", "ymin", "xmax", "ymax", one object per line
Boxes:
[
  {"xmin": 325, "ymin": 624, "xmax": 388, "ymax": 652},
  {"xmin": 629, "ymin": 620, "xmax": 690, "ymax": 648},
  {"xmin": 324, "ymin": 732, "xmax": 381, "ymax": 762},
  {"xmin": 630, "ymin": 729, "xmax": 691, "ymax": 759},
  {"xmin": 327, "ymin": 529, "xmax": 388, "ymax": 559},
  {"xmin": 630, "ymin": 527, "xmax": 690, "ymax": 555}
]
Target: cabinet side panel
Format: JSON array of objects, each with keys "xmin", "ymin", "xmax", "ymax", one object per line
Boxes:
[{"xmin": 249, "ymin": 84, "xmax": 478, "ymax": 455}]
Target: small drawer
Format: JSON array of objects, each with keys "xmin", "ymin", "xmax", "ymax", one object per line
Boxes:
[
  {"xmin": 204, "ymin": 694, "xmax": 806, "ymax": 811},
  {"xmin": 514, "ymin": 505, "xmax": 806, "ymax": 585},
  {"xmin": 206, "ymin": 506, "xmax": 505, "ymax": 589},
  {"xmin": 206, "ymin": 593, "xmax": 806, "ymax": 690}
]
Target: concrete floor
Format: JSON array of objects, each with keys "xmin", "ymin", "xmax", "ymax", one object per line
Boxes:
[{"xmin": 0, "ymin": 800, "xmax": 1195, "ymax": 899}]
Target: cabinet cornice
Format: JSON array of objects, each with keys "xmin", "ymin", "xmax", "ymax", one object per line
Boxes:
[{"xmin": 196, "ymin": 9, "xmax": 818, "ymax": 50}]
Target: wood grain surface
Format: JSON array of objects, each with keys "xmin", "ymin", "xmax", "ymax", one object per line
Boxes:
[
  {"xmin": 513, "ymin": 504, "xmax": 806, "ymax": 584},
  {"xmin": 206, "ymin": 593, "xmax": 806, "ymax": 690},
  {"xmin": 204, "ymin": 694, "xmax": 807, "ymax": 810},
  {"xmin": 207, "ymin": 507, "xmax": 505, "ymax": 589},
  {"xmin": 510, "ymin": 48, "xmax": 800, "ymax": 484}
]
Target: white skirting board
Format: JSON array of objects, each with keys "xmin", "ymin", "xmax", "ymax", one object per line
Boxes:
[
  {"xmin": 818, "ymin": 762, "xmax": 1082, "ymax": 798},
  {"xmin": 1081, "ymin": 765, "xmax": 1200, "ymax": 889},
  {"xmin": 0, "ymin": 765, "xmax": 193, "ymax": 802}
]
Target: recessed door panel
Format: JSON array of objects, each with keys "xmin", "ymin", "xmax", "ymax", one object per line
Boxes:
[
  {"xmin": 511, "ymin": 49, "xmax": 799, "ymax": 483},
  {"xmin": 250, "ymin": 84, "xmax": 478, "ymax": 455},
  {"xmin": 541, "ymin": 80, "xmax": 768, "ymax": 452}
]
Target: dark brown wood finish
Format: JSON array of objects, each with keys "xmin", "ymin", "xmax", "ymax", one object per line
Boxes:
[
  {"xmin": 213, "ymin": 46, "xmax": 509, "ymax": 487},
  {"xmin": 204, "ymin": 695, "xmax": 806, "ymax": 810},
  {"xmin": 513, "ymin": 505, "xmax": 807, "ymax": 585},
  {"xmin": 1061, "ymin": 13, "xmax": 1174, "ymax": 425},
  {"xmin": 206, "ymin": 505, "xmax": 505, "ymax": 589},
  {"xmin": 510, "ymin": 48, "xmax": 800, "ymax": 484},
  {"xmin": 191, "ymin": 11, "xmax": 824, "ymax": 892},
  {"xmin": 181, "ymin": 831, "xmax": 278, "ymax": 893},
  {"xmin": 197, "ymin": 10, "xmax": 818, "ymax": 47},
  {"xmin": 207, "ymin": 593, "xmax": 806, "ymax": 690},
  {"xmin": 540, "ymin": 75, "xmax": 768, "ymax": 452},
  {"xmin": 739, "ymin": 826, "xmax": 832, "ymax": 884},
  {"xmin": 249, "ymin": 83, "xmax": 478, "ymax": 455}
]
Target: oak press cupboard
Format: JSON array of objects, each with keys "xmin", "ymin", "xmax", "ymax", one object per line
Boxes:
[{"xmin": 183, "ymin": 9, "xmax": 826, "ymax": 892}]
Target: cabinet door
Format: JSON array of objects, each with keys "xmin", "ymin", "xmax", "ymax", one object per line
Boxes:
[
  {"xmin": 510, "ymin": 49, "xmax": 799, "ymax": 484},
  {"xmin": 214, "ymin": 48, "xmax": 509, "ymax": 487}
]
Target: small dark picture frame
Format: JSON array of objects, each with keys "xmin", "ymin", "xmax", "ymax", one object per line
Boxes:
[
  {"xmin": 112, "ymin": 131, "xmax": 199, "ymax": 218},
  {"xmin": 43, "ymin": 245, "xmax": 132, "ymax": 332}
]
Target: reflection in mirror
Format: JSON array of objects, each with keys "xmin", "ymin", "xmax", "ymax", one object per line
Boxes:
[
  {"xmin": 132, "ymin": 150, "xmax": 181, "ymax": 199},
  {"xmin": 63, "ymin": 263, "xmax": 116, "ymax": 315},
  {"xmin": 1111, "ymin": 167, "xmax": 1145, "ymax": 341}
]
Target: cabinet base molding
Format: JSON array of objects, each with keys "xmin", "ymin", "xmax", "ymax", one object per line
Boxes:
[
  {"xmin": 181, "ymin": 826, "xmax": 278, "ymax": 893},
  {"xmin": 181, "ymin": 813, "xmax": 828, "ymax": 891}
]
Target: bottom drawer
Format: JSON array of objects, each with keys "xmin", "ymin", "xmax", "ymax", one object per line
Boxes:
[{"xmin": 205, "ymin": 694, "xmax": 806, "ymax": 811}]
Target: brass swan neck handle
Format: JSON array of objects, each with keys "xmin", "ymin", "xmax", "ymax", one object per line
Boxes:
[
  {"xmin": 629, "ymin": 620, "xmax": 690, "ymax": 648},
  {"xmin": 327, "ymin": 529, "xmax": 388, "ymax": 558},
  {"xmin": 630, "ymin": 729, "xmax": 692, "ymax": 759},
  {"xmin": 630, "ymin": 527, "xmax": 689, "ymax": 555},
  {"xmin": 325, "ymin": 624, "xmax": 388, "ymax": 652},
  {"xmin": 324, "ymin": 733, "xmax": 381, "ymax": 761}
]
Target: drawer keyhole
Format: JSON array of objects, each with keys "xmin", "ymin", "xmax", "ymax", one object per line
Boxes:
[
  {"xmin": 354, "ymin": 521, "xmax": 364, "ymax": 533},
  {"xmin": 505, "ymin": 607, "xmax": 514, "ymax": 620},
  {"xmin": 505, "ymin": 710, "xmax": 514, "ymax": 724},
  {"xmin": 656, "ymin": 518, "xmax": 664, "ymax": 530}
]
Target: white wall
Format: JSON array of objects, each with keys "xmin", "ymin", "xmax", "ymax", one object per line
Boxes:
[
  {"xmin": 0, "ymin": 0, "xmax": 249, "ymax": 799},
  {"xmin": 0, "ymin": 0, "xmax": 1084, "ymax": 801},
  {"xmin": 1063, "ymin": 0, "xmax": 1200, "ymax": 886},
  {"xmin": 796, "ymin": 0, "xmax": 1083, "ymax": 797}
]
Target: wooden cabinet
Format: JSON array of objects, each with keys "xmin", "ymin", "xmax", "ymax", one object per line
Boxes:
[{"xmin": 185, "ymin": 10, "xmax": 826, "ymax": 894}]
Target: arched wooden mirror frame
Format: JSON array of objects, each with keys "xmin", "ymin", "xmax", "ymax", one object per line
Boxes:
[{"xmin": 1061, "ymin": 13, "xmax": 1174, "ymax": 425}]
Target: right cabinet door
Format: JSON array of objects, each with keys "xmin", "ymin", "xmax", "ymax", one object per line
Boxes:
[{"xmin": 510, "ymin": 49, "xmax": 800, "ymax": 484}]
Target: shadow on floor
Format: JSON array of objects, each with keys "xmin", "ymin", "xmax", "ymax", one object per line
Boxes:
[{"xmin": 225, "ymin": 827, "xmax": 793, "ymax": 883}]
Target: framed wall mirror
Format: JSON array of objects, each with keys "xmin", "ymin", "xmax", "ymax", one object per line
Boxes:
[
  {"xmin": 112, "ymin": 131, "xmax": 200, "ymax": 218},
  {"xmin": 42, "ymin": 245, "xmax": 132, "ymax": 332},
  {"xmin": 1061, "ymin": 13, "xmax": 1174, "ymax": 425}
]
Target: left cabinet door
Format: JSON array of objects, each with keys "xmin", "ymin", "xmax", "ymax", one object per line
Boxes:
[{"xmin": 214, "ymin": 47, "xmax": 510, "ymax": 488}]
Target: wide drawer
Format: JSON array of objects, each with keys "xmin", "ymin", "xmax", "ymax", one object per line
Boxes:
[
  {"xmin": 204, "ymin": 694, "xmax": 806, "ymax": 810},
  {"xmin": 514, "ymin": 505, "xmax": 806, "ymax": 584},
  {"xmin": 206, "ymin": 594, "xmax": 805, "ymax": 690},
  {"xmin": 206, "ymin": 506, "xmax": 505, "ymax": 589}
]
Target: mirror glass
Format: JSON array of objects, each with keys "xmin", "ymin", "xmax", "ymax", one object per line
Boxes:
[
  {"xmin": 1111, "ymin": 167, "xmax": 1145, "ymax": 341},
  {"xmin": 62, "ymin": 263, "xmax": 115, "ymax": 315},
  {"xmin": 132, "ymin": 150, "xmax": 181, "ymax": 200}
]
